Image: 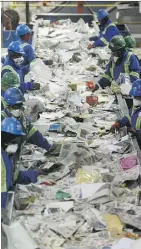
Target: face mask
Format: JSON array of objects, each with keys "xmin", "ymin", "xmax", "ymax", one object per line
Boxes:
[
  {"xmin": 133, "ymin": 99, "xmax": 141, "ymax": 107},
  {"xmin": 13, "ymin": 57, "xmax": 24, "ymax": 65},
  {"xmin": 6, "ymin": 144, "xmax": 18, "ymax": 154},
  {"xmin": 11, "ymin": 109, "xmax": 22, "ymax": 118}
]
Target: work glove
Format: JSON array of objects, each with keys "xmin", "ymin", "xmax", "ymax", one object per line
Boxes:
[
  {"xmin": 127, "ymin": 127, "xmax": 137, "ymax": 135},
  {"xmin": 87, "ymin": 43, "xmax": 94, "ymax": 50},
  {"xmin": 43, "ymin": 59, "xmax": 53, "ymax": 66},
  {"xmin": 110, "ymin": 122, "xmax": 121, "ymax": 133},
  {"xmin": 32, "ymin": 82, "xmax": 40, "ymax": 90},
  {"xmin": 45, "ymin": 143, "xmax": 62, "ymax": 156}
]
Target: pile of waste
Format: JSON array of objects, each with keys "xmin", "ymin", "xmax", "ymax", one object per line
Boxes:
[{"xmin": 5, "ymin": 19, "xmax": 141, "ymax": 249}]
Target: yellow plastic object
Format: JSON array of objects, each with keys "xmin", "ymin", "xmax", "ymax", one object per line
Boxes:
[
  {"xmin": 110, "ymin": 81, "xmax": 121, "ymax": 94},
  {"xmin": 103, "ymin": 214, "xmax": 124, "ymax": 238},
  {"xmin": 76, "ymin": 168, "xmax": 100, "ymax": 184}
]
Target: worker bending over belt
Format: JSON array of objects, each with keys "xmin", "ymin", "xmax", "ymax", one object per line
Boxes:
[
  {"xmin": 1, "ymin": 117, "xmax": 51, "ymax": 209},
  {"xmin": 110, "ymin": 79, "xmax": 141, "ymax": 149},
  {"xmin": 1, "ymin": 87, "xmax": 61, "ymax": 155},
  {"xmin": 88, "ymin": 9, "xmax": 120, "ymax": 49},
  {"xmin": 1, "ymin": 72, "xmax": 20, "ymax": 110},
  {"xmin": 87, "ymin": 35, "xmax": 140, "ymax": 92},
  {"xmin": 1, "ymin": 41, "xmax": 40, "ymax": 94}
]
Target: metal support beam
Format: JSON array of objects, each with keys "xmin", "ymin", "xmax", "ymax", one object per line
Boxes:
[{"xmin": 25, "ymin": 1, "xmax": 30, "ymax": 24}]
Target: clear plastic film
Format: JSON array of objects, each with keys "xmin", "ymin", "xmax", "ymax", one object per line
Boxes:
[{"xmin": 76, "ymin": 168, "xmax": 100, "ymax": 184}]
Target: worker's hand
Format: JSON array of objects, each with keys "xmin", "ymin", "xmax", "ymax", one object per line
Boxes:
[
  {"xmin": 127, "ymin": 127, "xmax": 137, "ymax": 135},
  {"xmin": 32, "ymin": 82, "xmax": 40, "ymax": 90},
  {"xmin": 87, "ymin": 43, "xmax": 94, "ymax": 50},
  {"xmin": 45, "ymin": 143, "xmax": 62, "ymax": 156},
  {"xmin": 110, "ymin": 122, "xmax": 121, "ymax": 133}
]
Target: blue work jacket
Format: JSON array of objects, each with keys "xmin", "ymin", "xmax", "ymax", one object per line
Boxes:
[
  {"xmin": 1, "ymin": 109, "xmax": 52, "ymax": 152},
  {"xmin": 91, "ymin": 20, "xmax": 120, "ymax": 47},
  {"xmin": 1, "ymin": 148, "xmax": 39, "ymax": 208},
  {"xmin": 119, "ymin": 106, "xmax": 141, "ymax": 147},
  {"xmin": 98, "ymin": 51, "xmax": 140, "ymax": 89}
]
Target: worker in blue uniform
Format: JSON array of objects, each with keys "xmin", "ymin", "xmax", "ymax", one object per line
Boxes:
[
  {"xmin": 1, "ymin": 117, "xmax": 43, "ymax": 208},
  {"xmin": 88, "ymin": 9, "xmax": 120, "ymax": 49},
  {"xmin": 1, "ymin": 41, "xmax": 40, "ymax": 94},
  {"xmin": 16, "ymin": 24, "xmax": 36, "ymax": 75},
  {"xmin": 87, "ymin": 36, "xmax": 140, "ymax": 92},
  {"xmin": 1, "ymin": 72, "xmax": 20, "ymax": 111},
  {"xmin": 110, "ymin": 79, "xmax": 141, "ymax": 148},
  {"xmin": 1, "ymin": 87, "xmax": 61, "ymax": 155}
]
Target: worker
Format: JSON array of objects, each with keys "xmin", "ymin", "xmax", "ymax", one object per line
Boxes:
[
  {"xmin": 1, "ymin": 87, "xmax": 61, "ymax": 155},
  {"xmin": 16, "ymin": 24, "xmax": 36, "ymax": 75},
  {"xmin": 87, "ymin": 36, "xmax": 140, "ymax": 92},
  {"xmin": 1, "ymin": 117, "xmax": 50, "ymax": 209},
  {"xmin": 124, "ymin": 35, "xmax": 141, "ymax": 75},
  {"xmin": 124, "ymin": 35, "xmax": 136, "ymax": 52},
  {"xmin": 1, "ymin": 41, "xmax": 40, "ymax": 94},
  {"xmin": 1, "ymin": 72, "xmax": 20, "ymax": 111},
  {"xmin": 88, "ymin": 9, "xmax": 120, "ymax": 49},
  {"xmin": 110, "ymin": 79, "xmax": 141, "ymax": 148}
]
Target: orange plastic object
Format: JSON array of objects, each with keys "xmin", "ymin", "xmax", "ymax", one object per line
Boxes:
[
  {"xmin": 86, "ymin": 81, "xmax": 94, "ymax": 89},
  {"xmin": 86, "ymin": 96, "xmax": 98, "ymax": 106}
]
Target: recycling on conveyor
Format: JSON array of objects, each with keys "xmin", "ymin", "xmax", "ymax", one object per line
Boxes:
[{"xmin": 2, "ymin": 18, "xmax": 141, "ymax": 249}]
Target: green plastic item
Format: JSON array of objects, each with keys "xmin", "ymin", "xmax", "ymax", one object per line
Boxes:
[{"xmin": 56, "ymin": 190, "xmax": 71, "ymax": 199}]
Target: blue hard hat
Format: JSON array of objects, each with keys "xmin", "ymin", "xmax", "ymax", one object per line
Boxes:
[
  {"xmin": 129, "ymin": 79, "xmax": 141, "ymax": 97},
  {"xmin": 1, "ymin": 117, "xmax": 25, "ymax": 135},
  {"xmin": 97, "ymin": 9, "xmax": 109, "ymax": 21},
  {"xmin": 8, "ymin": 41, "xmax": 25, "ymax": 55},
  {"xmin": 16, "ymin": 24, "xmax": 32, "ymax": 37},
  {"xmin": 4, "ymin": 87, "xmax": 25, "ymax": 105}
]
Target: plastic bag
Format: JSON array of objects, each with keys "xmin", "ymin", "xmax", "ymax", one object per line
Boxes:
[{"xmin": 76, "ymin": 168, "xmax": 100, "ymax": 184}]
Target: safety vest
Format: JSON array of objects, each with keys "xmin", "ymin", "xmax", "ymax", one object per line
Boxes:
[
  {"xmin": 1, "ymin": 97, "xmax": 6, "ymax": 110},
  {"xmin": 21, "ymin": 42, "xmax": 29, "ymax": 48},
  {"xmin": 127, "ymin": 107, "xmax": 141, "ymax": 130},
  {"xmin": 100, "ymin": 23, "xmax": 117, "ymax": 46},
  {"xmin": 110, "ymin": 52, "xmax": 139, "ymax": 80},
  {"xmin": 1, "ymin": 65, "xmax": 21, "ymax": 82},
  {"xmin": 1, "ymin": 156, "xmax": 7, "ymax": 192}
]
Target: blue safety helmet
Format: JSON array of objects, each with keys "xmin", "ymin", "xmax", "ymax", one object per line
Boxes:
[
  {"xmin": 97, "ymin": 9, "xmax": 109, "ymax": 21},
  {"xmin": 4, "ymin": 87, "xmax": 25, "ymax": 105},
  {"xmin": 129, "ymin": 79, "xmax": 141, "ymax": 97},
  {"xmin": 1, "ymin": 117, "xmax": 25, "ymax": 135},
  {"xmin": 8, "ymin": 41, "xmax": 25, "ymax": 55},
  {"xmin": 16, "ymin": 24, "xmax": 32, "ymax": 37}
]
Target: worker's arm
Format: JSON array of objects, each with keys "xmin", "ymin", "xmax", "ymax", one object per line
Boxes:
[
  {"xmin": 16, "ymin": 170, "xmax": 40, "ymax": 185},
  {"xmin": 95, "ymin": 61, "xmax": 113, "ymax": 89},
  {"xmin": 129, "ymin": 54, "xmax": 140, "ymax": 83},
  {"xmin": 26, "ymin": 118, "xmax": 53, "ymax": 151},
  {"xmin": 118, "ymin": 116, "xmax": 131, "ymax": 127},
  {"xmin": 24, "ymin": 44, "xmax": 36, "ymax": 64},
  {"xmin": 89, "ymin": 36, "xmax": 99, "ymax": 42}
]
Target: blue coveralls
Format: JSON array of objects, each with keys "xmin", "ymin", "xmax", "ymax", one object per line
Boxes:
[
  {"xmin": 1, "ymin": 56, "xmax": 34, "ymax": 94},
  {"xmin": 98, "ymin": 51, "xmax": 140, "ymax": 89},
  {"xmin": 1, "ymin": 40, "xmax": 36, "ymax": 75},
  {"xmin": 118, "ymin": 106, "xmax": 141, "ymax": 148},
  {"xmin": 91, "ymin": 20, "xmax": 120, "ymax": 47},
  {"xmin": 1, "ymin": 109, "xmax": 52, "ymax": 152},
  {"xmin": 1, "ymin": 148, "xmax": 40, "ymax": 208},
  {"xmin": 19, "ymin": 39, "xmax": 36, "ymax": 75}
]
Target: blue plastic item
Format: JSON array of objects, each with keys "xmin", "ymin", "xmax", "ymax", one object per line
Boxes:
[
  {"xmin": 129, "ymin": 79, "xmax": 141, "ymax": 97},
  {"xmin": 16, "ymin": 24, "xmax": 32, "ymax": 37},
  {"xmin": 4, "ymin": 87, "xmax": 25, "ymax": 105},
  {"xmin": 1, "ymin": 117, "xmax": 25, "ymax": 135},
  {"xmin": 8, "ymin": 41, "xmax": 25, "ymax": 55},
  {"xmin": 48, "ymin": 123, "xmax": 61, "ymax": 132},
  {"xmin": 97, "ymin": 9, "xmax": 109, "ymax": 21}
]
